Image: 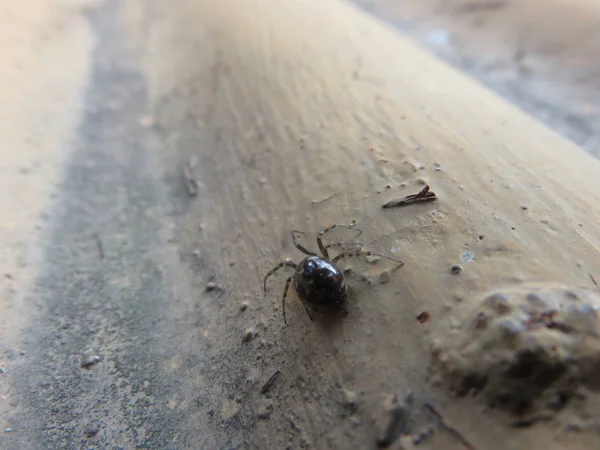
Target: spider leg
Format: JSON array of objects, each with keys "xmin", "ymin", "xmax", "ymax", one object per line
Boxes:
[
  {"xmin": 317, "ymin": 223, "xmax": 363, "ymax": 259},
  {"xmin": 291, "ymin": 230, "xmax": 317, "ymax": 256},
  {"xmin": 323, "ymin": 241, "xmax": 363, "ymax": 258},
  {"xmin": 333, "ymin": 250, "xmax": 404, "ymax": 272},
  {"xmin": 282, "ymin": 276, "xmax": 293, "ymax": 324},
  {"xmin": 264, "ymin": 260, "xmax": 297, "ymax": 293}
]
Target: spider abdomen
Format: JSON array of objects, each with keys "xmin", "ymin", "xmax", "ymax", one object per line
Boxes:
[{"xmin": 294, "ymin": 256, "xmax": 347, "ymax": 313}]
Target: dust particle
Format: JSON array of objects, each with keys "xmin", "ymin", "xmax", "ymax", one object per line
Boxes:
[
  {"xmin": 80, "ymin": 355, "xmax": 101, "ymax": 369},
  {"xmin": 416, "ymin": 312, "xmax": 431, "ymax": 324},
  {"xmin": 450, "ymin": 265, "xmax": 462, "ymax": 274},
  {"xmin": 342, "ymin": 389, "xmax": 358, "ymax": 409},
  {"xmin": 85, "ymin": 426, "xmax": 100, "ymax": 438},
  {"xmin": 379, "ymin": 271, "xmax": 391, "ymax": 284},
  {"xmin": 243, "ymin": 328, "xmax": 255, "ymax": 342}
]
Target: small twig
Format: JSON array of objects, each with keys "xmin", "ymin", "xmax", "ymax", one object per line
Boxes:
[
  {"xmin": 589, "ymin": 273, "xmax": 598, "ymax": 288},
  {"xmin": 311, "ymin": 191, "xmax": 340, "ymax": 204},
  {"xmin": 93, "ymin": 234, "xmax": 105, "ymax": 260},
  {"xmin": 382, "ymin": 185, "xmax": 438, "ymax": 209},
  {"xmin": 424, "ymin": 403, "xmax": 475, "ymax": 450},
  {"xmin": 182, "ymin": 161, "xmax": 198, "ymax": 197},
  {"xmin": 260, "ymin": 370, "xmax": 282, "ymax": 394}
]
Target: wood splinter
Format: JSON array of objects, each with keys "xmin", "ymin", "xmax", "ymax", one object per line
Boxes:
[{"xmin": 382, "ymin": 185, "xmax": 438, "ymax": 209}]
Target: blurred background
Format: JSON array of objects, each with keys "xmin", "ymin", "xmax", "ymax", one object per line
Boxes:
[{"xmin": 353, "ymin": 0, "xmax": 600, "ymax": 157}]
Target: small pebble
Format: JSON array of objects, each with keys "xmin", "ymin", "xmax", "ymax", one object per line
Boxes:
[
  {"xmin": 521, "ymin": 205, "xmax": 528, "ymax": 210},
  {"xmin": 80, "ymin": 356, "xmax": 101, "ymax": 369},
  {"xmin": 257, "ymin": 400, "xmax": 273, "ymax": 420},
  {"xmin": 416, "ymin": 311, "xmax": 431, "ymax": 324},
  {"xmin": 205, "ymin": 281, "xmax": 218, "ymax": 292},
  {"xmin": 5, "ymin": 428, "xmax": 12, "ymax": 433},
  {"xmin": 243, "ymin": 328, "xmax": 255, "ymax": 343},
  {"xmin": 342, "ymin": 389, "xmax": 358, "ymax": 409},
  {"xmin": 379, "ymin": 271, "xmax": 391, "ymax": 284},
  {"xmin": 450, "ymin": 265, "xmax": 462, "ymax": 274},
  {"xmin": 85, "ymin": 427, "xmax": 100, "ymax": 438},
  {"xmin": 240, "ymin": 301, "xmax": 249, "ymax": 312}
]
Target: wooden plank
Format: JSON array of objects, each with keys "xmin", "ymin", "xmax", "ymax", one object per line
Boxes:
[{"xmin": 143, "ymin": 0, "xmax": 600, "ymax": 448}]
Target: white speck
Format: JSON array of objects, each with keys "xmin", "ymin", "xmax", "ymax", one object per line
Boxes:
[{"xmin": 461, "ymin": 251, "xmax": 475, "ymax": 262}]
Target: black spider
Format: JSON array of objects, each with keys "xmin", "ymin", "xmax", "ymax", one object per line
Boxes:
[{"xmin": 263, "ymin": 224, "xmax": 404, "ymax": 324}]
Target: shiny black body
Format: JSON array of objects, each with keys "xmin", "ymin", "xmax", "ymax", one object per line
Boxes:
[
  {"xmin": 263, "ymin": 224, "xmax": 403, "ymax": 324},
  {"xmin": 294, "ymin": 256, "xmax": 347, "ymax": 313}
]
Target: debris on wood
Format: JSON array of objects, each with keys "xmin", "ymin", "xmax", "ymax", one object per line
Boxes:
[
  {"xmin": 382, "ymin": 185, "xmax": 438, "ymax": 209},
  {"xmin": 84, "ymin": 426, "xmax": 100, "ymax": 438},
  {"xmin": 342, "ymin": 389, "xmax": 358, "ymax": 411},
  {"xmin": 311, "ymin": 191, "xmax": 340, "ymax": 204},
  {"xmin": 461, "ymin": 251, "xmax": 475, "ymax": 262},
  {"xmin": 450, "ymin": 265, "xmax": 463, "ymax": 274},
  {"xmin": 260, "ymin": 370, "xmax": 282, "ymax": 395},
  {"xmin": 80, "ymin": 355, "xmax": 101, "ymax": 369},
  {"xmin": 242, "ymin": 328, "xmax": 256, "ymax": 343},
  {"xmin": 379, "ymin": 271, "xmax": 391, "ymax": 284},
  {"xmin": 93, "ymin": 234, "xmax": 105, "ymax": 260},
  {"xmin": 257, "ymin": 399, "xmax": 273, "ymax": 420},
  {"xmin": 416, "ymin": 311, "xmax": 431, "ymax": 324},
  {"xmin": 205, "ymin": 281, "xmax": 219, "ymax": 292},
  {"xmin": 376, "ymin": 394, "xmax": 413, "ymax": 448},
  {"xmin": 424, "ymin": 403, "xmax": 475, "ymax": 450},
  {"xmin": 182, "ymin": 159, "xmax": 199, "ymax": 197}
]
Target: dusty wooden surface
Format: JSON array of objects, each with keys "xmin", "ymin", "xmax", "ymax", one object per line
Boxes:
[{"xmin": 1, "ymin": 0, "xmax": 600, "ymax": 449}]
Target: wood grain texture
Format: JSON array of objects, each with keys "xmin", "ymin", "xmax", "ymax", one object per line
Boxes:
[{"xmin": 139, "ymin": 0, "xmax": 600, "ymax": 448}]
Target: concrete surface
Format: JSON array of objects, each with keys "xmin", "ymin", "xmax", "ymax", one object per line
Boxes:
[{"xmin": 352, "ymin": 0, "xmax": 600, "ymax": 156}]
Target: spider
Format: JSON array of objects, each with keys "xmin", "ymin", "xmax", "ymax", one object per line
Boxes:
[{"xmin": 263, "ymin": 224, "xmax": 404, "ymax": 324}]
